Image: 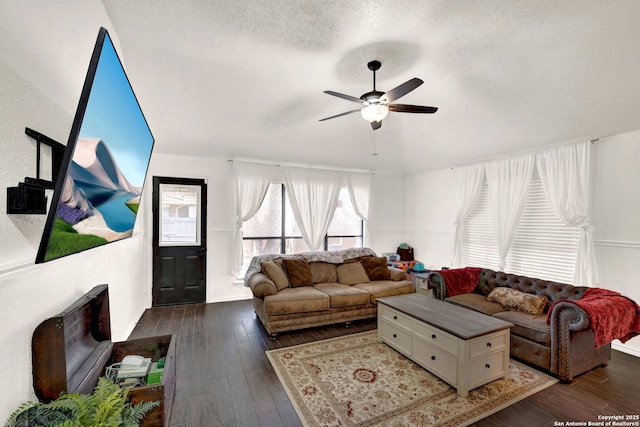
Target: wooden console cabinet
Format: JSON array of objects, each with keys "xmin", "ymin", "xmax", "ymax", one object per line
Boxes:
[
  {"xmin": 32, "ymin": 284, "xmax": 175, "ymax": 427},
  {"xmin": 377, "ymin": 293, "xmax": 512, "ymax": 397}
]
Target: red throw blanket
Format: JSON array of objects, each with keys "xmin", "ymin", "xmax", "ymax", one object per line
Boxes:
[
  {"xmin": 547, "ymin": 287, "xmax": 640, "ymax": 348},
  {"xmin": 439, "ymin": 267, "xmax": 482, "ymax": 297}
]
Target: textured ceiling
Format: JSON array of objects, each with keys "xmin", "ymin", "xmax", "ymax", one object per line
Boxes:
[{"xmin": 101, "ymin": 0, "xmax": 640, "ymax": 175}]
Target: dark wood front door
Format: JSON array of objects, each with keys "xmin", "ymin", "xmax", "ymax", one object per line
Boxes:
[{"xmin": 152, "ymin": 176, "xmax": 207, "ymax": 306}]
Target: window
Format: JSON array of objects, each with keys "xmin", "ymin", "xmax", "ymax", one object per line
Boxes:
[
  {"xmin": 460, "ymin": 173, "xmax": 579, "ymax": 283},
  {"xmin": 241, "ymin": 183, "xmax": 363, "ymax": 274},
  {"xmin": 159, "ymin": 184, "xmax": 201, "ymax": 246}
]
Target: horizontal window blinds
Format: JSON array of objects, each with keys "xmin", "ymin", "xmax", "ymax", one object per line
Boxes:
[{"xmin": 461, "ymin": 173, "xmax": 579, "ymax": 284}]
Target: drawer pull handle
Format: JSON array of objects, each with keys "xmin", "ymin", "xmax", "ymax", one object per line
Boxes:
[
  {"xmin": 486, "ymin": 342, "xmax": 492, "ymax": 347},
  {"xmin": 485, "ymin": 363, "xmax": 491, "ymax": 369},
  {"xmin": 431, "ymin": 355, "xmax": 436, "ymax": 361},
  {"xmin": 393, "ymin": 315, "xmax": 398, "ymax": 320},
  {"xmin": 393, "ymin": 334, "xmax": 397, "ymax": 338},
  {"xmin": 431, "ymin": 334, "xmax": 436, "ymax": 339}
]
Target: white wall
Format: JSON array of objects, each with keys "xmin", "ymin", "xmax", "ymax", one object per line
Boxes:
[
  {"xmin": 406, "ymin": 168, "xmax": 458, "ymax": 270},
  {"xmin": 406, "ymin": 133, "xmax": 640, "ymax": 357},
  {"xmin": 591, "ymin": 131, "xmax": 640, "ymax": 356},
  {"xmin": 0, "ymin": 1, "xmax": 150, "ymax": 421},
  {"xmin": 367, "ymin": 173, "xmax": 408, "ymax": 255}
]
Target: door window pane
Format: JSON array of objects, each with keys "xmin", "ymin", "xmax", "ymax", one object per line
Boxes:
[{"xmin": 159, "ymin": 184, "xmax": 201, "ymax": 246}]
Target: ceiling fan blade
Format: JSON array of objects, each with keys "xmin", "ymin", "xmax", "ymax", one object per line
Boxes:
[
  {"xmin": 388, "ymin": 104, "xmax": 438, "ymax": 114},
  {"xmin": 319, "ymin": 109, "xmax": 362, "ymax": 121},
  {"xmin": 371, "ymin": 121, "xmax": 382, "ymax": 130},
  {"xmin": 380, "ymin": 78, "xmax": 424, "ymax": 104},
  {"xmin": 323, "ymin": 90, "xmax": 365, "ymax": 105}
]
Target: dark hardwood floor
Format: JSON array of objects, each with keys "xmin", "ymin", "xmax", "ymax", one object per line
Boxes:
[{"xmin": 128, "ymin": 299, "xmax": 640, "ymax": 427}]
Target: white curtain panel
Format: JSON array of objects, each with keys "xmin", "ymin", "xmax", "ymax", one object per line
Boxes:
[
  {"xmin": 485, "ymin": 155, "xmax": 535, "ymax": 270},
  {"xmin": 346, "ymin": 172, "xmax": 371, "ymax": 246},
  {"xmin": 232, "ymin": 161, "xmax": 274, "ymax": 274},
  {"xmin": 452, "ymin": 163, "xmax": 486, "ymax": 266},
  {"xmin": 536, "ymin": 141, "xmax": 598, "ymax": 286},
  {"xmin": 281, "ymin": 166, "xmax": 343, "ymax": 251}
]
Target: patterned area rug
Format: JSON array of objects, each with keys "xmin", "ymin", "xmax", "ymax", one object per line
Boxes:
[{"xmin": 267, "ymin": 331, "xmax": 557, "ymax": 427}]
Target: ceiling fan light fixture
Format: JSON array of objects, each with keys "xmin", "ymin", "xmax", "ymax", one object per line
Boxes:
[{"xmin": 361, "ymin": 104, "xmax": 388, "ymax": 123}]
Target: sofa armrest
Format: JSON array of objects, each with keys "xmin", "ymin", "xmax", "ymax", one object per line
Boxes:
[
  {"xmin": 548, "ymin": 300, "xmax": 591, "ymax": 380},
  {"xmin": 428, "ymin": 272, "xmax": 446, "ymax": 300},
  {"xmin": 247, "ymin": 272, "xmax": 278, "ymax": 298},
  {"xmin": 388, "ymin": 267, "xmax": 408, "ymax": 281},
  {"xmin": 548, "ymin": 301, "xmax": 590, "ymax": 332}
]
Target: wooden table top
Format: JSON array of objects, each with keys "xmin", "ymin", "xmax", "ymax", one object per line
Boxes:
[{"xmin": 377, "ymin": 293, "xmax": 513, "ymax": 340}]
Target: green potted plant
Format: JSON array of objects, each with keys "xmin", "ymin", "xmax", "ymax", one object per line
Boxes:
[{"xmin": 5, "ymin": 377, "xmax": 158, "ymax": 427}]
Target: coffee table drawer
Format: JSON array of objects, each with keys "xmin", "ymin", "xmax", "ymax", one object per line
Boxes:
[
  {"xmin": 379, "ymin": 304, "xmax": 413, "ymax": 332},
  {"xmin": 469, "ymin": 351, "xmax": 506, "ymax": 387},
  {"xmin": 413, "ymin": 338, "xmax": 457, "ymax": 385},
  {"xmin": 414, "ymin": 321, "xmax": 458, "ymax": 355},
  {"xmin": 379, "ymin": 320, "xmax": 412, "ymax": 355},
  {"xmin": 469, "ymin": 330, "xmax": 508, "ymax": 358}
]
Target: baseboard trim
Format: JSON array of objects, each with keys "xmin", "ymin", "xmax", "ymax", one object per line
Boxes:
[
  {"xmin": 612, "ymin": 341, "xmax": 640, "ymax": 358},
  {"xmin": 207, "ymin": 295, "xmax": 253, "ymax": 304}
]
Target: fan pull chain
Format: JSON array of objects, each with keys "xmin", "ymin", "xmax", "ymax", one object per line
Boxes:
[{"xmin": 371, "ymin": 132, "xmax": 378, "ymax": 156}]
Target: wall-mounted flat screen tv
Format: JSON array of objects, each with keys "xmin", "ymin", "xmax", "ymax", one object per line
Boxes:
[{"xmin": 36, "ymin": 27, "xmax": 154, "ymax": 263}]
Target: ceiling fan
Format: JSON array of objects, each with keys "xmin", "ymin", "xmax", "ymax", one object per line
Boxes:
[{"xmin": 320, "ymin": 60, "xmax": 438, "ymax": 130}]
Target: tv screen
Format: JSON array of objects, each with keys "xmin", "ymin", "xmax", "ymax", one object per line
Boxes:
[{"xmin": 36, "ymin": 27, "xmax": 154, "ymax": 263}]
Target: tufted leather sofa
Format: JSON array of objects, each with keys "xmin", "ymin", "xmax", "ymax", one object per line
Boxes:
[{"xmin": 428, "ymin": 268, "xmax": 611, "ymax": 382}]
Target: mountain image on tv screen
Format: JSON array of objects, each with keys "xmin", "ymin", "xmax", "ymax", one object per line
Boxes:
[{"xmin": 37, "ymin": 28, "xmax": 154, "ymax": 263}]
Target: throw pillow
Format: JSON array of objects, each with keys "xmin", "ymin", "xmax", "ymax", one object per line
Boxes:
[
  {"xmin": 336, "ymin": 262, "xmax": 370, "ymax": 285},
  {"xmin": 359, "ymin": 256, "xmax": 391, "ymax": 281},
  {"xmin": 487, "ymin": 287, "xmax": 549, "ymax": 315},
  {"xmin": 260, "ymin": 260, "xmax": 289, "ymax": 291},
  {"xmin": 282, "ymin": 258, "xmax": 314, "ymax": 287},
  {"xmin": 309, "ymin": 262, "xmax": 338, "ymax": 284}
]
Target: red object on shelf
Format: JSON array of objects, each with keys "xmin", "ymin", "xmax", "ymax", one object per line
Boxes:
[{"xmin": 388, "ymin": 260, "xmax": 419, "ymax": 271}]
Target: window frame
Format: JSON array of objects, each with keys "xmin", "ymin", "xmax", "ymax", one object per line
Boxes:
[{"xmin": 242, "ymin": 183, "xmax": 364, "ymax": 255}]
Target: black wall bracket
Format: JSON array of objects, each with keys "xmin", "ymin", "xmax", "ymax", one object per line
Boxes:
[{"xmin": 7, "ymin": 127, "xmax": 66, "ymax": 214}]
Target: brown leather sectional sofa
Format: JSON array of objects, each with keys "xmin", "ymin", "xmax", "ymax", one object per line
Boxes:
[
  {"xmin": 245, "ymin": 248, "xmax": 415, "ymax": 339},
  {"xmin": 429, "ymin": 268, "xmax": 611, "ymax": 382}
]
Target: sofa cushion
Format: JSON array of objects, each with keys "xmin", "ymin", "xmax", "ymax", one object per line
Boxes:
[
  {"xmin": 336, "ymin": 262, "xmax": 370, "ymax": 285},
  {"xmin": 264, "ymin": 287, "xmax": 330, "ymax": 315},
  {"xmin": 360, "ymin": 256, "xmax": 391, "ymax": 281},
  {"xmin": 493, "ymin": 310, "xmax": 551, "ymax": 346},
  {"xmin": 445, "ymin": 293, "xmax": 508, "ymax": 316},
  {"xmin": 313, "ymin": 283, "xmax": 371, "ymax": 308},
  {"xmin": 261, "ymin": 260, "xmax": 289, "ymax": 291},
  {"xmin": 353, "ymin": 280, "xmax": 414, "ymax": 304},
  {"xmin": 309, "ymin": 262, "xmax": 338, "ymax": 284},
  {"xmin": 388, "ymin": 267, "xmax": 409, "ymax": 282},
  {"xmin": 283, "ymin": 258, "xmax": 314, "ymax": 287},
  {"xmin": 487, "ymin": 287, "xmax": 549, "ymax": 315}
]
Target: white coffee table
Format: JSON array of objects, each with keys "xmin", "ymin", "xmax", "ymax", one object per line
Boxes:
[{"xmin": 377, "ymin": 293, "xmax": 513, "ymax": 397}]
